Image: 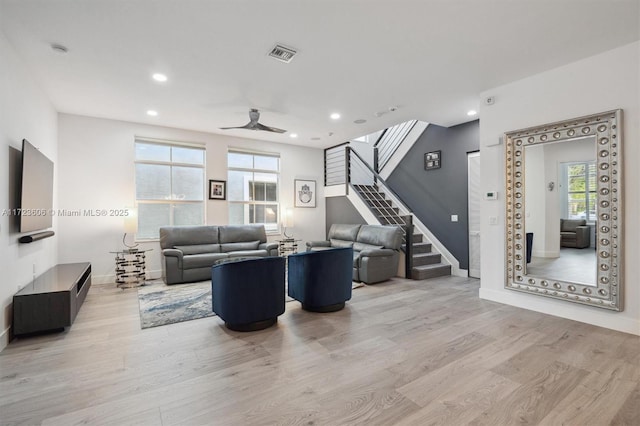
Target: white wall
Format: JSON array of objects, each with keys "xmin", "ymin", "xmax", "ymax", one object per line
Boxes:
[
  {"xmin": 479, "ymin": 41, "xmax": 640, "ymax": 335},
  {"xmin": 57, "ymin": 114, "xmax": 326, "ymax": 283},
  {"xmin": 0, "ymin": 31, "xmax": 58, "ymax": 350}
]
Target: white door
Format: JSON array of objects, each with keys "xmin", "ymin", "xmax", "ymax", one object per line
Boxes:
[{"xmin": 468, "ymin": 152, "xmax": 481, "ymax": 278}]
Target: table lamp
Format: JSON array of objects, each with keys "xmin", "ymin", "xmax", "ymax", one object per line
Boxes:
[
  {"xmin": 123, "ymin": 208, "xmax": 139, "ymax": 250},
  {"xmin": 282, "ymin": 208, "xmax": 294, "ymax": 238}
]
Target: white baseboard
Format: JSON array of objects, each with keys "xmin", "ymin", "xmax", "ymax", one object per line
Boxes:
[
  {"xmin": 0, "ymin": 326, "xmax": 9, "ymax": 353},
  {"xmin": 479, "ymin": 287, "xmax": 640, "ymax": 336},
  {"xmin": 453, "ymin": 268, "xmax": 469, "ymax": 278}
]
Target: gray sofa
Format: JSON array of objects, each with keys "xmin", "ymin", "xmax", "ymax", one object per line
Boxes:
[
  {"xmin": 159, "ymin": 225, "xmax": 279, "ymax": 284},
  {"xmin": 306, "ymin": 224, "xmax": 403, "ymax": 284},
  {"xmin": 560, "ymin": 219, "xmax": 591, "ymax": 248}
]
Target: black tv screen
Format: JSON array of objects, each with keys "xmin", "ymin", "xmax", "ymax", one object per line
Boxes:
[{"xmin": 20, "ymin": 139, "xmax": 54, "ymax": 233}]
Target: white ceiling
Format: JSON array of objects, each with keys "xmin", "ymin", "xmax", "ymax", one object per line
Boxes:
[{"xmin": 1, "ymin": 0, "xmax": 638, "ymax": 149}]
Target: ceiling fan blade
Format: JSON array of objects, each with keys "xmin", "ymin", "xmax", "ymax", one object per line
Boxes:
[
  {"xmin": 219, "ymin": 122, "xmax": 254, "ymax": 130},
  {"xmin": 255, "ymin": 123, "xmax": 287, "ymax": 133}
]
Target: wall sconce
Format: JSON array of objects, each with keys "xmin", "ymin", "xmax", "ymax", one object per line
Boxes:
[
  {"xmin": 547, "ymin": 181, "xmax": 555, "ymax": 192},
  {"xmin": 282, "ymin": 207, "xmax": 294, "ymax": 238},
  {"xmin": 123, "ymin": 207, "xmax": 139, "ymax": 250}
]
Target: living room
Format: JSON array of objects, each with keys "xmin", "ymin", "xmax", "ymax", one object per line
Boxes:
[{"xmin": 1, "ymin": 1, "xmax": 639, "ymax": 424}]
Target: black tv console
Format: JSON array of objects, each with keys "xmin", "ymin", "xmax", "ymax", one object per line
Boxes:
[{"xmin": 13, "ymin": 262, "xmax": 91, "ymax": 336}]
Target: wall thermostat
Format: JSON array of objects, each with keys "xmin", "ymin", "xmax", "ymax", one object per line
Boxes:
[{"xmin": 485, "ymin": 191, "xmax": 498, "ymax": 200}]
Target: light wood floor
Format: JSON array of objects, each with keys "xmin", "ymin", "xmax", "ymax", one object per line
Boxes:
[
  {"xmin": 1, "ymin": 276, "xmax": 638, "ymax": 426},
  {"xmin": 527, "ymin": 247, "xmax": 597, "ymax": 286}
]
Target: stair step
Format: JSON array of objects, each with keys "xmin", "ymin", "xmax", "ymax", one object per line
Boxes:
[
  {"xmin": 411, "ymin": 242, "xmax": 432, "ymax": 254},
  {"xmin": 412, "ymin": 252, "xmax": 441, "ymax": 266},
  {"xmin": 412, "ymin": 264, "xmax": 451, "ymax": 280},
  {"xmin": 402, "ymin": 233, "xmax": 422, "ymax": 244}
]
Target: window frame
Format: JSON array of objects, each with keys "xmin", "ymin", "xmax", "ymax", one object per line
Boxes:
[
  {"xmin": 561, "ymin": 160, "xmax": 597, "ymax": 223},
  {"xmin": 227, "ymin": 149, "xmax": 280, "ymax": 234},
  {"xmin": 134, "ymin": 138, "xmax": 206, "ymax": 241}
]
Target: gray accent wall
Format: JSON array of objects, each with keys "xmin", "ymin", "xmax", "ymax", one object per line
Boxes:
[
  {"xmin": 387, "ymin": 120, "xmax": 479, "ymax": 270},
  {"xmin": 325, "ymin": 196, "xmax": 366, "ymax": 236}
]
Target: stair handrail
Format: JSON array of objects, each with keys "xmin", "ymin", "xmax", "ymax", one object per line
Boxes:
[
  {"xmin": 346, "ymin": 146, "xmax": 413, "ymax": 215},
  {"xmin": 373, "ymin": 120, "xmax": 418, "ymax": 173},
  {"xmin": 345, "ymin": 146, "xmax": 414, "ymax": 279},
  {"xmin": 324, "ymin": 141, "xmax": 350, "ymax": 186}
]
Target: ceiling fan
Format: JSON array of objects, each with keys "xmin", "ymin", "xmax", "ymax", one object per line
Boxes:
[{"xmin": 220, "ymin": 108, "xmax": 287, "ymax": 133}]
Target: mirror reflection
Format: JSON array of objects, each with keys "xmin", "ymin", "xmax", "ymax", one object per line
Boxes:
[{"xmin": 524, "ymin": 136, "xmax": 597, "ymax": 286}]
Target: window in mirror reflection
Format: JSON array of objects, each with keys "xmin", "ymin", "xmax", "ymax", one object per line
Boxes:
[{"xmin": 561, "ymin": 161, "xmax": 597, "ymax": 222}]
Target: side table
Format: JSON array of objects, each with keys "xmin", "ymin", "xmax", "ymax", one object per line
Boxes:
[
  {"xmin": 278, "ymin": 238, "xmax": 301, "ymax": 256},
  {"xmin": 111, "ymin": 248, "xmax": 152, "ymax": 289}
]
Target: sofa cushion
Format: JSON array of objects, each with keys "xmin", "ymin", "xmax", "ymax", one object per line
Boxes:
[
  {"xmin": 174, "ymin": 244, "xmax": 220, "ymax": 255},
  {"xmin": 227, "ymin": 249, "xmax": 268, "ymax": 258},
  {"xmin": 561, "ymin": 219, "xmax": 586, "ymax": 232},
  {"xmin": 328, "ymin": 224, "xmax": 361, "ymax": 242},
  {"xmin": 220, "ymin": 241, "xmax": 261, "ymax": 252},
  {"xmin": 330, "ymin": 239, "xmax": 354, "ymax": 248},
  {"xmin": 357, "ymin": 225, "xmax": 403, "ymax": 250},
  {"xmin": 159, "ymin": 226, "xmax": 219, "ymax": 249},
  {"xmin": 353, "ymin": 242, "xmax": 383, "ymax": 252},
  {"xmin": 219, "ymin": 225, "xmax": 267, "ymax": 244},
  {"xmin": 182, "ymin": 253, "xmax": 229, "ymax": 269}
]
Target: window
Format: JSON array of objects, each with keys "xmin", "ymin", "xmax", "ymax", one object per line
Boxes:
[
  {"xmin": 562, "ymin": 161, "xmax": 596, "ymax": 222},
  {"xmin": 135, "ymin": 140, "xmax": 205, "ymax": 239},
  {"xmin": 227, "ymin": 150, "xmax": 279, "ymax": 232}
]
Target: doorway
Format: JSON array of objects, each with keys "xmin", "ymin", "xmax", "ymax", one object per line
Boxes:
[{"xmin": 467, "ymin": 152, "xmax": 481, "ymax": 278}]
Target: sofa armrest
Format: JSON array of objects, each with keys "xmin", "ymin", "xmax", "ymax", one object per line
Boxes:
[
  {"xmin": 259, "ymin": 242, "xmax": 278, "ymax": 251},
  {"xmin": 307, "ymin": 241, "xmax": 332, "ymax": 250},
  {"xmin": 161, "ymin": 249, "xmax": 184, "ymax": 284},
  {"xmin": 162, "ymin": 248, "xmax": 183, "ymax": 259},
  {"xmin": 259, "ymin": 242, "xmax": 279, "ymax": 256},
  {"xmin": 359, "ymin": 248, "xmax": 397, "ymax": 258},
  {"xmin": 575, "ymin": 226, "xmax": 591, "ymax": 248}
]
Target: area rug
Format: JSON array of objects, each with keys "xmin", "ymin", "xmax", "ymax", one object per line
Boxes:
[
  {"xmin": 138, "ymin": 280, "xmax": 214, "ymax": 329},
  {"xmin": 138, "ymin": 280, "xmax": 366, "ymax": 329}
]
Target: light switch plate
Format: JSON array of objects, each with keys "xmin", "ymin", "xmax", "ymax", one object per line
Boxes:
[{"xmin": 451, "ymin": 215, "xmax": 458, "ymax": 222}]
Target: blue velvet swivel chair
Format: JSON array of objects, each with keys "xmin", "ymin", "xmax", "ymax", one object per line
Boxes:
[
  {"xmin": 287, "ymin": 247, "xmax": 353, "ymax": 312},
  {"xmin": 211, "ymin": 257, "xmax": 285, "ymax": 331}
]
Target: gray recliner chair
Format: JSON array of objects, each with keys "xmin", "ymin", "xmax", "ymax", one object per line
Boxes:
[
  {"xmin": 560, "ymin": 219, "xmax": 591, "ymax": 248},
  {"xmin": 306, "ymin": 224, "xmax": 403, "ymax": 284}
]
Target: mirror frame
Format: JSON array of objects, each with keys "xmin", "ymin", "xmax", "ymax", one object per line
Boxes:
[{"xmin": 504, "ymin": 109, "xmax": 623, "ymax": 311}]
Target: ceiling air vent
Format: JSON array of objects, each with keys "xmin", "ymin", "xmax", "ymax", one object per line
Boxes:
[{"xmin": 268, "ymin": 44, "xmax": 297, "ymax": 63}]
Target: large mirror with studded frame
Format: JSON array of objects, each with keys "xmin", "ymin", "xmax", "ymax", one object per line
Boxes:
[{"xmin": 504, "ymin": 109, "xmax": 623, "ymax": 311}]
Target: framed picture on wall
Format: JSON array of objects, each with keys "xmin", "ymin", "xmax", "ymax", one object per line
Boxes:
[
  {"xmin": 294, "ymin": 179, "xmax": 316, "ymax": 208},
  {"xmin": 209, "ymin": 180, "xmax": 226, "ymax": 200},
  {"xmin": 424, "ymin": 151, "xmax": 441, "ymax": 170}
]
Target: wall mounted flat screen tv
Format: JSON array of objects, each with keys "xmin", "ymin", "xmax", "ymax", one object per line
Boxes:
[{"xmin": 20, "ymin": 139, "xmax": 54, "ymax": 233}]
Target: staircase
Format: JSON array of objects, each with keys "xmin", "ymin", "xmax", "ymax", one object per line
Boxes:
[{"xmin": 353, "ymin": 184, "xmax": 451, "ymax": 280}]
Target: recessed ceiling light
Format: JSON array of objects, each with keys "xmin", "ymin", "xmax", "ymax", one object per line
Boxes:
[
  {"xmin": 354, "ymin": 119, "xmax": 367, "ymax": 124},
  {"xmin": 146, "ymin": 110, "xmax": 158, "ymax": 117},
  {"xmin": 330, "ymin": 113, "xmax": 341, "ymax": 120},
  {"xmin": 289, "ymin": 133, "xmax": 298, "ymax": 138},
  {"xmin": 152, "ymin": 73, "xmax": 168, "ymax": 82},
  {"xmin": 467, "ymin": 110, "xmax": 477, "ymax": 116}
]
